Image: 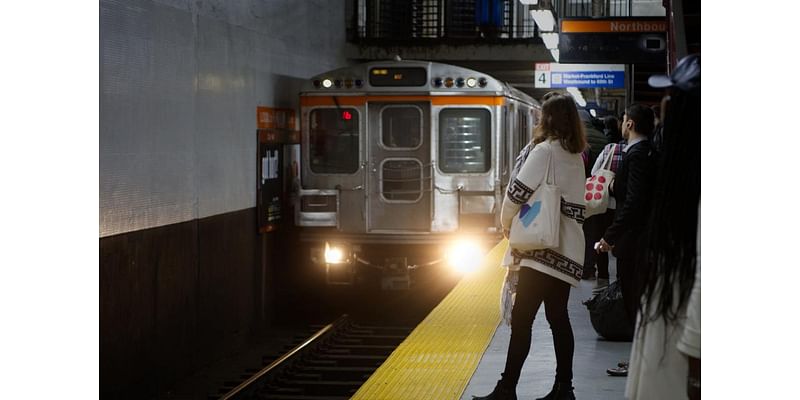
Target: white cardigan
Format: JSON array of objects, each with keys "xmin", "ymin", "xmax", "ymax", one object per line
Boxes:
[{"xmin": 500, "ymin": 139, "xmax": 587, "ymax": 286}]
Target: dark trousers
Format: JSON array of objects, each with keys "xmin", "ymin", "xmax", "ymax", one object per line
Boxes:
[
  {"xmin": 613, "ymin": 239, "xmax": 640, "ymax": 322},
  {"xmin": 502, "ymin": 268, "xmax": 574, "ymax": 387},
  {"xmin": 583, "ymin": 209, "xmax": 616, "ymax": 279}
]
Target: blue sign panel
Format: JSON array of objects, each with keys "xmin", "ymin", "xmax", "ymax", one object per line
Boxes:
[{"xmin": 550, "ymin": 71, "xmax": 625, "ymax": 89}]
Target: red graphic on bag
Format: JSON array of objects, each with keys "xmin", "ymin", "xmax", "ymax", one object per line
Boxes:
[{"xmin": 586, "ymin": 181, "xmax": 606, "ymax": 200}]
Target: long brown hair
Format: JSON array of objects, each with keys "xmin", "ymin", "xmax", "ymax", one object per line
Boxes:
[{"xmin": 532, "ymin": 94, "xmax": 587, "ymax": 154}]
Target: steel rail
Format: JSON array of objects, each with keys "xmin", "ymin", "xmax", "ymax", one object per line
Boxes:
[{"xmin": 218, "ymin": 314, "xmax": 349, "ymax": 400}]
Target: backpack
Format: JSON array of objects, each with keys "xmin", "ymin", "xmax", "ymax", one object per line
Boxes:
[{"xmin": 583, "ymin": 281, "xmax": 634, "ymax": 341}]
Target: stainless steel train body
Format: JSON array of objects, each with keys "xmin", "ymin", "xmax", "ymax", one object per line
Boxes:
[{"xmin": 295, "ymin": 60, "xmax": 540, "ymax": 284}]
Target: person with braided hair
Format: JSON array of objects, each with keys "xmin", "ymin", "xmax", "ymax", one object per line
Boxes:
[{"xmin": 625, "ymin": 54, "xmax": 701, "ymax": 400}]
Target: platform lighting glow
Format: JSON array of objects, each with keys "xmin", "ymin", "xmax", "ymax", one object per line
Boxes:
[
  {"xmin": 445, "ymin": 238, "xmax": 484, "ymax": 274},
  {"xmin": 324, "ymin": 243, "xmax": 346, "ymax": 264},
  {"xmin": 322, "ymin": 79, "xmax": 333, "ymax": 88},
  {"xmin": 519, "ymin": 0, "xmax": 539, "ymax": 4},
  {"xmin": 466, "ymin": 77, "xmax": 477, "ymax": 88},
  {"xmin": 530, "ymin": 9, "xmax": 555, "ymax": 32},
  {"xmin": 566, "ymin": 87, "xmax": 587, "ymax": 107},
  {"xmin": 550, "ymin": 48, "xmax": 560, "ymax": 63},
  {"xmin": 541, "ymin": 33, "xmax": 559, "ymax": 50}
]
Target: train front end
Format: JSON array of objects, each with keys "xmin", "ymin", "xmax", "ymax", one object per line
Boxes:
[{"xmin": 296, "ymin": 60, "xmax": 507, "ymax": 289}]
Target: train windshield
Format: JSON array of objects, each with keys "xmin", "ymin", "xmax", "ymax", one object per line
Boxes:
[
  {"xmin": 381, "ymin": 106, "xmax": 422, "ymax": 149},
  {"xmin": 439, "ymin": 108, "xmax": 491, "ymax": 173},
  {"xmin": 309, "ymin": 108, "xmax": 360, "ymax": 174}
]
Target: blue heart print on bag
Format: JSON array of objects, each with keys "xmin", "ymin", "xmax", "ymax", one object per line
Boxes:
[{"xmin": 519, "ymin": 201, "xmax": 541, "ymax": 227}]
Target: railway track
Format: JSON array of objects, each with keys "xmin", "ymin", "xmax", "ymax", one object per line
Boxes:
[{"xmin": 213, "ymin": 315, "xmax": 412, "ymax": 400}]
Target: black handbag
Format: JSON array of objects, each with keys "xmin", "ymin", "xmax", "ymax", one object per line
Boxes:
[{"xmin": 584, "ymin": 281, "xmax": 634, "ymax": 341}]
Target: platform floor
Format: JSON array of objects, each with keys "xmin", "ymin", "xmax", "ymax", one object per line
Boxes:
[{"xmin": 461, "ymin": 258, "xmax": 631, "ymax": 400}]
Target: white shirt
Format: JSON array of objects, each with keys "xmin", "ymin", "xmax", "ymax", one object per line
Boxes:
[{"xmin": 624, "ymin": 136, "xmax": 647, "ymax": 152}]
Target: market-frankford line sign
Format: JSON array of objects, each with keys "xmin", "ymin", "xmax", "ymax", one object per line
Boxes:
[{"xmin": 534, "ymin": 63, "xmax": 625, "ymax": 89}]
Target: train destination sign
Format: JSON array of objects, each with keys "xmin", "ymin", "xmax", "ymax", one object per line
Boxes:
[
  {"xmin": 369, "ymin": 67, "xmax": 427, "ymax": 87},
  {"xmin": 534, "ymin": 63, "xmax": 625, "ymax": 89},
  {"xmin": 558, "ymin": 17, "xmax": 667, "ymax": 64}
]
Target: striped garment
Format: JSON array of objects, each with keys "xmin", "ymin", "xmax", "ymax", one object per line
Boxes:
[{"xmin": 601, "ymin": 141, "xmax": 625, "ymax": 174}]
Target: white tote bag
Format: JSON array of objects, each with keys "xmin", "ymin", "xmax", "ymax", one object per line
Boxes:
[
  {"xmin": 584, "ymin": 144, "xmax": 618, "ymax": 218},
  {"xmin": 508, "ymin": 147, "xmax": 561, "ymax": 251}
]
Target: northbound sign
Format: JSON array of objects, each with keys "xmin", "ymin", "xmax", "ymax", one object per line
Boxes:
[{"xmin": 558, "ymin": 17, "xmax": 667, "ymax": 64}]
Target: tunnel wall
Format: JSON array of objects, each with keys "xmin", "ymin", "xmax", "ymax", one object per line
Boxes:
[{"xmin": 99, "ymin": 0, "xmax": 348, "ymax": 397}]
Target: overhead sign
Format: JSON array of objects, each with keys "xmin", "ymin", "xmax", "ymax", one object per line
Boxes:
[
  {"xmin": 560, "ymin": 19, "xmax": 666, "ymax": 33},
  {"xmin": 534, "ymin": 63, "xmax": 625, "ymax": 89},
  {"xmin": 558, "ymin": 17, "xmax": 667, "ymax": 64}
]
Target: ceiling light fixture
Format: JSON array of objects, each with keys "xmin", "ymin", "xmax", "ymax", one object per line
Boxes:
[
  {"xmin": 566, "ymin": 87, "xmax": 586, "ymax": 107},
  {"xmin": 541, "ymin": 32, "xmax": 559, "ymax": 49},
  {"xmin": 530, "ymin": 9, "xmax": 555, "ymax": 32},
  {"xmin": 550, "ymin": 48, "xmax": 560, "ymax": 63}
]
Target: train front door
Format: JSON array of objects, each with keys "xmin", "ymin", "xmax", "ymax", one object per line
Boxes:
[{"xmin": 366, "ymin": 102, "xmax": 432, "ymax": 233}]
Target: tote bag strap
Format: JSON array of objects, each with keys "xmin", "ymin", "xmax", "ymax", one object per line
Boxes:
[
  {"xmin": 601, "ymin": 143, "xmax": 618, "ymax": 171},
  {"xmin": 543, "ymin": 142, "xmax": 556, "ymax": 185}
]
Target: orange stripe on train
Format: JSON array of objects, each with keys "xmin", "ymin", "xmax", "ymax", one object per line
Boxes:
[{"xmin": 300, "ymin": 95, "xmax": 505, "ymax": 107}]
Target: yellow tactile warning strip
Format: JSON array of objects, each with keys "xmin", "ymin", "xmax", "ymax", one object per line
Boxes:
[{"xmin": 351, "ymin": 239, "xmax": 509, "ymax": 400}]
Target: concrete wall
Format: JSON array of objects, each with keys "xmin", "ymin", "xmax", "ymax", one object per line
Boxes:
[
  {"xmin": 100, "ymin": 0, "xmax": 349, "ymax": 397},
  {"xmin": 100, "ymin": 0, "xmax": 348, "ymax": 237}
]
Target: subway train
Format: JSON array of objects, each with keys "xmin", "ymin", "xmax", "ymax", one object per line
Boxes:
[{"xmin": 294, "ymin": 59, "xmax": 541, "ymax": 288}]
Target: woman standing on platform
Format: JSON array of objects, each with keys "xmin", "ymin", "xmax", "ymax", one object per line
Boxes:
[
  {"xmin": 625, "ymin": 54, "xmax": 701, "ymax": 400},
  {"xmin": 475, "ymin": 94, "xmax": 587, "ymax": 400}
]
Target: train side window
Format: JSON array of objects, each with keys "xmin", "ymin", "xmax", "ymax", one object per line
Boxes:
[
  {"xmin": 381, "ymin": 106, "xmax": 422, "ymax": 149},
  {"xmin": 501, "ymin": 106, "xmax": 509, "ymax": 176},
  {"xmin": 309, "ymin": 108, "xmax": 360, "ymax": 174},
  {"xmin": 439, "ymin": 108, "xmax": 491, "ymax": 173},
  {"xmin": 517, "ymin": 108, "xmax": 528, "ymax": 155}
]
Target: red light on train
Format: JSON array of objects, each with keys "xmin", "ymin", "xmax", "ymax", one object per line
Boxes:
[{"xmin": 342, "ymin": 111, "xmax": 352, "ymax": 121}]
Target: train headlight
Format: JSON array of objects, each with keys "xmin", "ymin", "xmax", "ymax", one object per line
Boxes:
[
  {"xmin": 445, "ymin": 238, "xmax": 484, "ymax": 274},
  {"xmin": 322, "ymin": 79, "xmax": 333, "ymax": 88},
  {"xmin": 324, "ymin": 242, "xmax": 348, "ymax": 264},
  {"xmin": 466, "ymin": 77, "xmax": 477, "ymax": 88}
]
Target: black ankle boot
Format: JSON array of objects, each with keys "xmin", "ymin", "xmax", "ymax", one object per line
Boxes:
[
  {"xmin": 535, "ymin": 382, "xmax": 575, "ymax": 400},
  {"xmin": 472, "ymin": 380, "xmax": 518, "ymax": 400}
]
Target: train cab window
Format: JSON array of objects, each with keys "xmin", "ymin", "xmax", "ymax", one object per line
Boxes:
[
  {"xmin": 439, "ymin": 108, "xmax": 491, "ymax": 173},
  {"xmin": 381, "ymin": 106, "xmax": 422, "ymax": 149},
  {"xmin": 382, "ymin": 159, "xmax": 423, "ymax": 202},
  {"xmin": 309, "ymin": 108, "xmax": 360, "ymax": 174}
]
